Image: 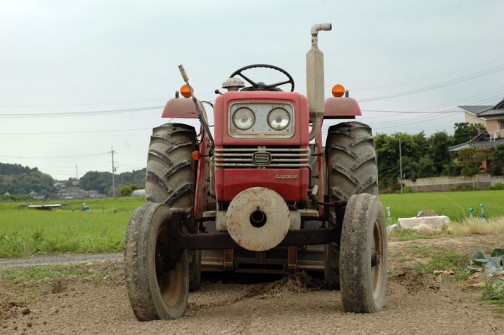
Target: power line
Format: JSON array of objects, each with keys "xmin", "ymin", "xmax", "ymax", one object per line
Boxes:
[
  {"xmin": 0, "ymin": 106, "xmax": 163, "ymax": 118},
  {"xmin": 359, "ymin": 63, "xmax": 504, "ymax": 102},
  {"xmin": 0, "ymin": 127, "xmax": 151, "ymax": 135},
  {"xmin": 0, "ymin": 150, "xmax": 147, "ymax": 160},
  {"xmin": 353, "ymin": 55, "xmax": 504, "ymax": 91},
  {"xmin": 0, "ymin": 152, "xmax": 109, "ymax": 159},
  {"xmin": 362, "ymin": 109, "xmax": 461, "ymax": 114},
  {"xmin": 0, "ymin": 97, "xmax": 168, "ymax": 109},
  {"xmin": 372, "ymin": 113, "xmax": 458, "ymax": 130}
]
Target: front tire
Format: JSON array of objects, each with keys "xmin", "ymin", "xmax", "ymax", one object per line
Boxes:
[
  {"xmin": 339, "ymin": 193, "xmax": 387, "ymax": 313},
  {"xmin": 124, "ymin": 202, "xmax": 189, "ymax": 321}
]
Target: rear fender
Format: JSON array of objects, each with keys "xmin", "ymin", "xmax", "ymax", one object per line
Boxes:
[
  {"xmin": 323, "ymin": 97, "xmax": 361, "ymax": 120},
  {"xmin": 162, "ymin": 98, "xmax": 199, "ymax": 119}
]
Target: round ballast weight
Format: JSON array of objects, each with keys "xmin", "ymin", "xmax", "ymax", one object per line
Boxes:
[{"xmin": 226, "ymin": 187, "xmax": 290, "ymax": 252}]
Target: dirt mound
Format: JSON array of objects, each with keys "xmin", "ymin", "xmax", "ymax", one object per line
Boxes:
[
  {"xmin": 244, "ymin": 271, "xmax": 323, "ymax": 299},
  {"xmin": 391, "ymin": 271, "xmax": 441, "ymax": 294}
]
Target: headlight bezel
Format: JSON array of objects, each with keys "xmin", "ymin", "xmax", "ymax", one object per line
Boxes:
[
  {"xmin": 267, "ymin": 107, "xmax": 291, "ymax": 131},
  {"xmin": 232, "ymin": 107, "xmax": 256, "ymax": 130},
  {"xmin": 228, "ymin": 102, "xmax": 294, "ymax": 138}
]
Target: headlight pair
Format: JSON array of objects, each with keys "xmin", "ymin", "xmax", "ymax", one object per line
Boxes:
[{"xmin": 232, "ymin": 107, "xmax": 290, "ymax": 131}]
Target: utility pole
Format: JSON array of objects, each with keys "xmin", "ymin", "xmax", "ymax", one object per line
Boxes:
[
  {"xmin": 75, "ymin": 165, "xmax": 78, "ymax": 180},
  {"xmin": 110, "ymin": 147, "xmax": 116, "ymax": 197},
  {"xmin": 399, "ymin": 139, "xmax": 403, "ymax": 194}
]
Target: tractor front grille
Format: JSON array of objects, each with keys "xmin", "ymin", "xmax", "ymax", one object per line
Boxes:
[{"xmin": 214, "ymin": 147, "xmax": 310, "ymax": 168}]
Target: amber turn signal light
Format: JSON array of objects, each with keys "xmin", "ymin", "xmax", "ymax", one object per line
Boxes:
[
  {"xmin": 180, "ymin": 84, "xmax": 192, "ymax": 98},
  {"xmin": 332, "ymin": 84, "xmax": 345, "ymax": 97},
  {"xmin": 191, "ymin": 151, "xmax": 201, "ymax": 160}
]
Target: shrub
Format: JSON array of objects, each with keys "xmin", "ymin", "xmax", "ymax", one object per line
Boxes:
[
  {"xmin": 120, "ymin": 186, "xmax": 133, "ymax": 197},
  {"xmin": 490, "ymin": 183, "xmax": 504, "ymax": 191},
  {"xmin": 402, "ymin": 186, "xmax": 413, "ymax": 193}
]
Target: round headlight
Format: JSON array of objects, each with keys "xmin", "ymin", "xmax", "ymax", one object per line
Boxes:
[
  {"xmin": 267, "ymin": 107, "xmax": 290, "ymax": 131},
  {"xmin": 232, "ymin": 107, "xmax": 255, "ymax": 130}
]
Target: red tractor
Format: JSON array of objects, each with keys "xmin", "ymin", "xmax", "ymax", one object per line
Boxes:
[{"xmin": 124, "ymin": 23, "xmax": 387, "ymax": 321}]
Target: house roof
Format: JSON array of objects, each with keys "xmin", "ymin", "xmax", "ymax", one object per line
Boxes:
[
  {"xmin": 449, "ymin": 131, "xmax": 504, "ymax": 151},
  {"xmin": 478, "ymin": 108, "xmax": 504, "ymax": 117},
  {"xmin": 459, "ymin": 98, "xmax": 504, "ymax": 117},
  {"xmin": 459, "ymin": 105, "xmax": 492, "ymax": 114}
]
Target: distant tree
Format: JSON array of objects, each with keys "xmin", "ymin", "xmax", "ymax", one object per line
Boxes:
[
  {"xmin": 77, "ymin": 169, "xmax": 146, "ymax": 196},
  {"xmin": 490, "ymin": 144, "xmax": 504, "ymax": 176},
  {"xmin": 0, "ymin": 163, "xmax": 55, "ymax": 196},
  {"xmin": 428, "ymin": 131, "xmax": 452, "ymax": 175},
  {"xmin": 458, "ymin": 147, "xmax": 491, "ymax": 176},
  {"xmin": 399, "ymin": 156, "xmax": 419, "ymax": 181},
  {"xmin": 375, "ymin": 132, "xmax": 427, "ymax": 190},
  {"xmin": 0, "ymin": 163, "xmax": 38, "ymax": 175},
  {"xmin": 65, "ymin": 177, "xmax": 78, "ymax": 187},
  {"xmin": 412, "ymin": 132, "xmax": 429, "ymax": 157},
  {"xmin": 417, "ymin": 156, "xmax": 437, "ymax": 178},
  {"xmin": 118, "ymin": 169, "xmax": 146, "ymax": 189},
  {"xmin": 452, "ymin": 122, "xmax": 486, "ymax": 145},
  {"xmin": 120, "ymin": 185, "xmax": 133, "ymax": 197},
  {"xmin": 79, "ymin": 171, "xmax": 112, "ymax": 194},
  {"xmin": 375, "ymin": 133, "xmax": 399, "ymax": 190},
  {"xmin": 441, "ymin": 159, "xmax": 461, "ymax": 176}
]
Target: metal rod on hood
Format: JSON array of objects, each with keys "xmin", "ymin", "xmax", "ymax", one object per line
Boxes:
[{"xmin": 178, "ymin": 64, "xmax": 215, "ymax": 153}]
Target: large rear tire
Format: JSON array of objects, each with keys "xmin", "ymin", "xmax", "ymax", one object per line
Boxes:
[
  {"xmin": 145, "ymin": 123, "xmax": 201, "ymax": 291},
  {"xmin": 339, "ymin": 193, "xmax": 387, "ymax": 313},
  {"xmin": 326, "ymin": 121, "xmax": 378, "ymax": 202},
  {"xmin": 324, "ymin": 121, "xmax": 378, "ymax": 289},
  {"xmin": 124, "ymin": 202, "xmax": 189, "ymax": 321},
  {"xmin": 145, "ymin": 123, "xmax": 197, "ymax": 207}
]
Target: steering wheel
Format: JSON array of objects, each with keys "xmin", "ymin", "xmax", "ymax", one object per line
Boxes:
[{"xmin": 230, "ymin": 64, "xmax": 295, "ymax": 92}]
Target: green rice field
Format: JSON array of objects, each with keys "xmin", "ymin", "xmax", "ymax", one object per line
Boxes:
[
  {"xmin": 0, "ymin": 190, "xmax": 503, "ymax": 258},
  {"xmin": 0, "ymin": 197, "xmax": 144, "ymax": 258},
  {"xmin": 379, "ymin": 190, "xmax": 504, "ymax": 223}
]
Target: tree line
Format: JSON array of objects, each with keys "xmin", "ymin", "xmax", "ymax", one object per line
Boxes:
[
  {"xmin": 0, "ymin": 163, "xmax": 56, "ymax": 196},
  {"xmin": 0, "ymin": 162, "xmax": 146, "ymax": 197},
  {"xmin": 375, "ymin": 122, "xmax": 504, "ymax": 192},
  {"xmin": 77, "ymin": 169, "xmax": 146, "ymax": 195}
]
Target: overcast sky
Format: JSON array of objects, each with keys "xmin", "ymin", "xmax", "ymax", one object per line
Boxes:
[{"xmin": 1, "ymin": 0, "xmax": 503, "ymax": 180}]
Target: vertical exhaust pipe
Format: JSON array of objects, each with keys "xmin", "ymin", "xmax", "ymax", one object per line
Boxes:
[{"xmin": 307, "ymin": 23, "xmax": 332, "ymax": 141}]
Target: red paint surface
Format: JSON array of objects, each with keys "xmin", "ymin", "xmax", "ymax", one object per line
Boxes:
[
  {"xmin": 323, "ymin": 97, "xmax": 361, "ymax": 119},
  {"xmin": 162, "ymin": 98, "xmax": 199, "ymax": 119},
  {"xmin": 212, "ymin": 91, "xmax": 311, "ymax": 203},
  {"xmin": 194, "ymin": 133, "xmax": 210, "ymax": 219},
  {"xmin": 215, "ymin": 168, "xmax": 309, "ymax": 202},
  {"xmin": 213, "ymin": 91, "xmax": 309, "ymax": 146}
]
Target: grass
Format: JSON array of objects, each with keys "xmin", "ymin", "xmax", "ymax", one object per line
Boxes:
[
  {"xmin": 387, "ymin": 228, "xmax": 430, "ymax": 241},
  {"xmin": 452, "ymin": 217, "xmax": 504, "ymax": 235},
  {"xmin": 415, "ymin": 250, "xmax": 472, "ymax": 282},
  {"xmin": 483, "ymin": 279, "xmax": 504, "ymax": 312},
  {"xmin": 0, "ymin": 197, "xmax": 144, "ymax": 258},
  {"xmin": 388, "ymin": 217, "xmax": 504, "ymax": 242},
  {"xmin": 380, "ymin": 190, "xmax": 504, "ymax": 224},
  {"xmin": 1, "ymin": 190, "xmax": 503, "ymax": 257}
]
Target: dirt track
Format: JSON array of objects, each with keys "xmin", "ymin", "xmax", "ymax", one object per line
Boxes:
[{"xmin": 1, "ymin": 235, "xmax": 503, "ymax": 335}]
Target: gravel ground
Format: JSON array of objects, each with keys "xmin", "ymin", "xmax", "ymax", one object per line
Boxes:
[{"xmin": 1, "ymin": 234, "xmax": 503, "ymax": 335}]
